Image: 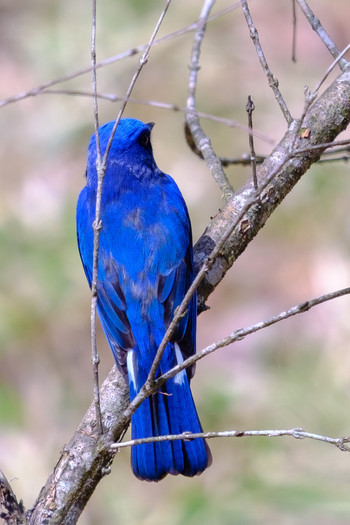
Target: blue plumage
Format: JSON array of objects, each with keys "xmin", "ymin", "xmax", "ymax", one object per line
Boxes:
[{"xmin": 76, "ymin": 118, "xmax": 211, "ymax": 481}]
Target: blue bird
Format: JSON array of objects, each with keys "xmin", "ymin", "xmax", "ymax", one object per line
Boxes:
[{"xmin": 76, "ymin": 118, "xmax": 211, "ymax": 481}]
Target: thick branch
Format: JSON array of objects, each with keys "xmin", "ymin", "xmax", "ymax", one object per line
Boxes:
[
  {"xmin": 28, "ymin": 368, "xmax": 129, "ymax": 525},
  {"xmin": 0, "ymin": 470, "xmax": 26, "ymax": 524}
]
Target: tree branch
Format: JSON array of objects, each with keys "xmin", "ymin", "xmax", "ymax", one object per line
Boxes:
[
  {"xmin": 112, "ymin": 428, "xmax": 350, "ymax": 453},
  {"xmin": 28, "ymin": 368, "xmax": 129, "ymax": 525},
  {"xmin": 0, "ymin": 470, "xmax": 26, "ymax": 525}
]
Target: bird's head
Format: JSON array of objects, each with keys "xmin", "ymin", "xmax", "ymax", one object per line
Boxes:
[{"xmin": 87, "ymin": 118, "xmax": 156, "ymax": 176}]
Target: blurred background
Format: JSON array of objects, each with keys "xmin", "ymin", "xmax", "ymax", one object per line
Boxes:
[{"xmin": 1, "ymin": 0, "xmax": 350, "ymax": 523}]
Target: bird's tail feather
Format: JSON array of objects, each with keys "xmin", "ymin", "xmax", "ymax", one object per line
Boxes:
[{"xmin": 130, "ymin": 366, "xmax": 211, "ymax": 482}]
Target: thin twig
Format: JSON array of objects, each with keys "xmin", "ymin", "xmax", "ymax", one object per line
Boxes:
[
  {"xmin": 318, "ymin": 154, "xmax": 350, "ymax": 163},
  {"xmin": 291, "ymin": 0, "xmax": 297, "ymax": 63},
  {"xmin": 90, "ymin": 0, "xmax": 103, "ymax": 436},
  {"xmin": 99, "ymin": 0, "xmax": 173, "ymax": 169},
  {"xmin": 186, "ymin": 0, "xmax": 234, "ymax": 200},
  {"xmin": 296, "ymin": 0, "xmax": 349, "ymax": 70},
  {"xmin": 293, "ymin": 137, "xmax": 350, "ymax": 156},
  {"xmin": 88, "ymin": 0, "xmax": 173, "ymax": 433},
  {"xmin": 241, "ymin": 0, "xmax": 293, "ymax": 124},
  {"xmin": 112, "ymin": 286, "xmax": 350, "ymax": 451},
  {"xmin": 220, "ymin": 137, "xmax": 350, "ymax": 166},
  {"xmin": 39, "ymin": 89, "xmax": 274, "ymax": 144},
  {"xmin": 246, "ymin": 95, "xmax": 258, "ymax": 189},
  {"xmin": 313, "ymin": 43, "xmax": 350, "ymax": 95},
  {"xmin": 220, "ymin": 154, "xmax": 265, "ymax": 166},
  {"xmin": 221, "ymin": 139, "xmax": 350, "ymax": 166},
  {"xmin": 112, "ymin": 427, "xmax": 350, "ymax": 452}
]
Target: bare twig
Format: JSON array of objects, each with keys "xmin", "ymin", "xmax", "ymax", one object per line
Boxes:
[
  {"xmin": 88, "ymin": 0, "xmax": 175, "ymax": 438},
  {"xmin": 293, "ymin": 137, "xmax": 350, "ymax": 156},
  {"xmin": 90, "ymin": 0, "xmax": 103, "ymax": 436},
  {"xmin": 40, "ymin": 88, "xmax": 274, "ymax": 144},
  {"xmin": 219, "ymin": 137, "xmax": 350, "ymax": 166},
  {"xmin": 241, "ymin": 0, "xmax": 293, "ymax": 124},
  {"xmin": 296, "ymin": 0, "xmax": 350, "ymax": 70},
  {"xmin": 112, "ymin": 428, "xmax": 350, "ymax": 452},
  {"xmin": 88, "ymin": 0, "xmax": 172, "ymax": 436},
  {"xmin": 313, "ymin": 43, "xmax": 350, "ymax": 95},
  {"xmin": 220, "ymin": 154, "xmax": 265, "ymax": 166},
  {"xmin": 291, "ymin": 0, "xmax": 297, "ymax": 63},
  {"xmin": 186, "ymin": 0, "xmax": 234, "ymax": 200},
  {"xmin": 246, "ymin": 95, "xmax": 258, "ymax": 189},
  {"xmin": 318, "ymin": 154, "xmax": 350, "ymax": 163}
]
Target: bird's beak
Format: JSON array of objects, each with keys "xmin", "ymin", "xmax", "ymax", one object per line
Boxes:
[{"xmin": 147, "ymin": 122, "xmax": 155, "ymax": 131}]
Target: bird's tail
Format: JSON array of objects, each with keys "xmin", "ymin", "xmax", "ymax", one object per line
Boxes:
[{"xmin": 127, "ymin": 349, "xmax": 211, "ymax": 481}]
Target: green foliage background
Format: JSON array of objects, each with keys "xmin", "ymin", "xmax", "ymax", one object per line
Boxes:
[{"xmin": 0, "ymin": 1, "xmax": 350, "ymax": 523}]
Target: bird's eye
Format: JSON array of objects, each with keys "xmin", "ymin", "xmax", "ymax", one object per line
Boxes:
[{"xmin": 138, "ymin": 131, "xmax": 150, "ymax": 148}]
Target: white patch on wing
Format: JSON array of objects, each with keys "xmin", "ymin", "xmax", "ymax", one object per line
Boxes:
[
  {"xmin": 174, "ymin": 343, "xmax": 186, "ymax": 385},
  {"xmin": 127, "ymin": 350, "xmax": 137, "ymax": 390}
]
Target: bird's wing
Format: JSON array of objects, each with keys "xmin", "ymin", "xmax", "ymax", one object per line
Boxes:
[
  {"xmin": 76, "ymin": 187, "xmax": 134, "ymax": 377},
  {"xmin": 158, "ymin": 243, "xmax": 197, "ymax": 361}
]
